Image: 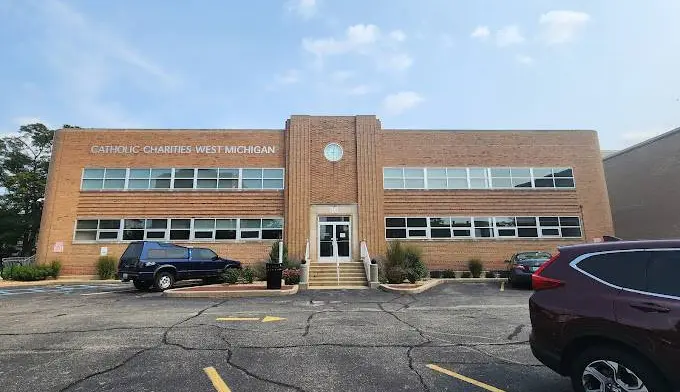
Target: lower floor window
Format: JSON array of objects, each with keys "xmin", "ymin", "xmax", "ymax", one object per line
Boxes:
[
  {"xmin": 385, "ymin": 215, "xmax": 582, "ymax": 240},
  {"xmin": 74, "ymin": 217, "xmax": 284, "ymax": 242}
]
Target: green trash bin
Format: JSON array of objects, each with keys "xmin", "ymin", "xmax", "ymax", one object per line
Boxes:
[{"xmin": 266, "ymin": 262, "xmax": 283, "ymax": 289}]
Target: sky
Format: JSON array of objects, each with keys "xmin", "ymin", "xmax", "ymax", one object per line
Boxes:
[{"xmin": 1, "ymin": 0, "xmax": 679, "ymax": 150}]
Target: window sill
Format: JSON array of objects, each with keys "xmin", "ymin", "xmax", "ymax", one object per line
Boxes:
[
  {"xmin": 72, "ymin": 239, "xmax": 280, "ymax": 245},
  {"xmin": 385, "ymin": 237, "xmax": 582, "ymax": 242},
  {"xmin": 80, "ymin": 189, "xmax": 284, "ymax": 193}
]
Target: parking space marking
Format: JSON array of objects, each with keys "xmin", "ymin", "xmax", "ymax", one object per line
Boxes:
[
  {"xmin": 203, "ymin": 366, "xmax": 232, "ymax": 392},
  {"xmin": 216, "ymin": 316, "xmax": 286, "ymax": 323},
  {"xmin": 427, "ymin": 364, "xmax": 506, "ymax": 392},
  {"xmin": 500, "ymin": 281, "xmax": 505, "ymax": 291}
]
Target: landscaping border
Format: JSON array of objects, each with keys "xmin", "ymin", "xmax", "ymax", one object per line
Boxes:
[{"xmin": 163, "ymin": 283, "xmax": 299, "ymax": 298}]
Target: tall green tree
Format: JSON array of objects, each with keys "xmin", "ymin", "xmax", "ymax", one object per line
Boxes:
[{"xmin": 0, "ymin": 123, "xmax": 54, "ymax": 257}]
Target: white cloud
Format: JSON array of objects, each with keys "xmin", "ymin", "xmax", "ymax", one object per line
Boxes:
[
  {"xmin": 13, "ymin": 117, "xmax": 44, "ymax": 126},
  {"xmin": 276, "ymin": 69, "xmax": 301, "ymax": 85},
  {"xmin": 330, "ymin": 70, "xmax": 354, "ymax": 82},
  {"xmin": 287, "ymin": 0, "xmax": 317, "ymax": 19},
  {"xmin": 381, "ymin": 53, "xmax": 414, "ymax": 72},
  {"xmin": 539, "ymin": 10, "xmax": 591, "ymax": 45},
  {"xmin": 302, "ymin": 24, "xmax": 380, "ymax": 57},
  {"xmin": 389, "ymin": 30, "xmax": 406, "ymax": 42},
  {"xmin": 302, "ymin": 24, "xmax": 412, "ymax": 72},
  {"xmin": 515, "ymin": 54, "xmax": 535, "ymax": 65},
  {"xmin": 33, "ymin": 0, "xmax": 179, "ymax": 127},
  {"xmin": 471, "ymin": 26, "xmax": 490, "ymax": 39},
  {"xmin": 346, "ymin": 85, "xmax": 373, "ymax": 95},
  {"xmin": 382, "ymin": 91, "xmax": 424, "ymax": 115},
  {"xmin": 496, "ymin": 25, "xmax": 525, "ymax": 47}
]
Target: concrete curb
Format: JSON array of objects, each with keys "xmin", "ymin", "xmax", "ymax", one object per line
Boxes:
[
  {"xmin": 0, "ymin": 279, "xmax": 121, "ymax": 288},
  {"xmin": 439, "ymin": 278, "xmax": 507, "ymax": 283},
  {"xmin": 379, "ymin": 279, "xmax": 444, "ymax": 294},
  {"xmin": 163, "ymin": 284, "xmax": 299, "ymax": 298}
]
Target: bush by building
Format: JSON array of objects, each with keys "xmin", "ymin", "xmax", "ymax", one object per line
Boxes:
[
  {"xmin": 468, "ymin": 259, "xmax": 483, "ymax": 278},
  {"xmin": 96, "ymin": 256, "xmax": 117, "ymax": 280}
]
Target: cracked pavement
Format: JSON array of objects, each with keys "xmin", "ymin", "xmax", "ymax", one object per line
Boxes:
[{"xmin": 0, "ymin": 282, "xmax": 573, "ymax": 391}]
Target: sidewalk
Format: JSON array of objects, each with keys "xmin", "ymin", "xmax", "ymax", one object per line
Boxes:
[{"xmin": 0, "ymin": 277, "xmax": 120, "ymax": 288}]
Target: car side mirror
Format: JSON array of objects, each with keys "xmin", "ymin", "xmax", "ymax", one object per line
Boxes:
[{"xmin": 212, "ymin": 255, "xmax": 219, "ymax": 260}]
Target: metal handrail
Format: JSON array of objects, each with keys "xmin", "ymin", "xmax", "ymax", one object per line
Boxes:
[
  {"xmin": 360, "ymin": 241, "xmax": 371, "ymax": 281},
  {"xmin": 333, "ymin": 239, "xmax": 339, "ymax": 285},
  {"xmin": 1, "ymin": 254, "xmax": 36, "ymax": 268},
  {"xmin": 304, "ymin": 239, "xmax": 310, "ymax": 284}
]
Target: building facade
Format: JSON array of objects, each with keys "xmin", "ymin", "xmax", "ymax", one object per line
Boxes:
[
  {"xmin": 604, "ymin": 127, "xmax": 680, "ymax": 240},
  {"xmin": 36, "ymin": 115, "xmax": 614, "ymax": 278}
]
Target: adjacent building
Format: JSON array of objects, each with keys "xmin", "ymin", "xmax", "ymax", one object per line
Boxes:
[
  {"xmin": 604, "ymin": 127, "xmax": 680, "ymax": 240},
  {"xmin": 36, "ymin": 115, "xmax": 613, "ymax": 284}
]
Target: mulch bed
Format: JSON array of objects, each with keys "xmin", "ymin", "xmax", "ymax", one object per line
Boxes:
[{"xmin": 173, "ymin": 284, "xmax": 293, "ymax": 292}]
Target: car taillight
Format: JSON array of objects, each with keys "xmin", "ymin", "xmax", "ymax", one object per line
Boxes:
[{"xmin": 531, "ymin": 253, "xmax": 564, "ymax": 291}]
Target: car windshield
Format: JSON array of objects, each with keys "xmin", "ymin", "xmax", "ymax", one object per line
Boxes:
[{"xmin": 516, "ymin": 252, "xmax": 551, "ymax": 261}]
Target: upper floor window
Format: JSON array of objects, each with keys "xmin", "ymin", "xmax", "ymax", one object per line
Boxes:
[
  {"xmin": 81, "ymin": 167, "xmax": 285, "ymax": 191},
  {"xmin": 383, "ymin": 167, "xmax": 575, "ymax": 190}
]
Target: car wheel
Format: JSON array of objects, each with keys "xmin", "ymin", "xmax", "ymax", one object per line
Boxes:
[
  {"xmin": 154, "ymin": 271, "xmax": 175, "ymax": 291},
  {"xmin": 132, "ymin": 279, "xmax": 152, "ymax": 291},
  {"xmin": 571, "ymin": 345, "xmax": 669, "ymax": 392}
]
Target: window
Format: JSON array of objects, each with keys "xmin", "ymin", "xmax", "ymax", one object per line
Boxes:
[
  {"xmin": 151, "ymin": 168, "xmax": 172, "ymax": 189},
  {"xmin": 81, "ymin": 168, "xmax": 126, "ymax": 190},
  {"xmin": 577, "ymin": 251, "xmax": 649, "ymax": 291},
  {"xmin": 646, "ymin": 251, "xmax": 680, "ymax": 297},
  {"xmin": 384, "ymin": 215, "xmax": 581, "ymax": 240},
  {"xmin": 173, "ymin": 169, "xmax": 195, "ymax": 189},
  {"xmin": 192, "ymin": 248, "xmax": 218, "ymax": 260},
  {"xmin": 447, "ymin": 168, "xmax": 469, "ymax": 189},
  {"xmin": 473, "ymin": 218, "xmax": 494, "ymax": 238},
  {"xmin": 516, "ymin": 217, "xmax": 538, "ymax": 238},
  {"xmin": 129, "ymin": 169, "xmax": 151, "ymax": 189},
  {"xmin": 238, "ymin": 218, "xmax": 284, "ymax": 240},
  {"xmin": 468, "ymin": 168, "xmax": 489, "ymax": 189},
  {"xmin": 404, "ymin": 169, "xmax": 425, "ymax": 189},
  {"xmin": 383, "ymin": 166, "xmax": 574, "ymax": 190},
  {"xmin": 170, "ymin": 219, "xmax": 191, "ymax": 240},
  {"xmin": 123, "ymin": 219, "xmax": 145, "ymax": 240},
  {"xmin": 426, "ymin": 168, "xmax": 447, "ymax": 189},
  {"xmin": 145, "ymin": 219, "xmax": 167, "ymax": 240},
  {"xmin": 383, "ymin": 168, "xmax": 405, "ymax": 189},
  {"xmin": 148, "ymin": 245, "xmax": 189, "ymax": 259},
  {"xmin": 494, "ymin": 217, "xmax": 517, "ymax": 237},
  {"xmin": 74, "ymin": 217, "xmax": 284, "ymax": 242},
  {"xmin": 81, "ymin": 167, "xmax": 285, "ymax": 190},
  {"xmin": 219, "ymin": 168, "xmax": 239, "ymax": 189}
]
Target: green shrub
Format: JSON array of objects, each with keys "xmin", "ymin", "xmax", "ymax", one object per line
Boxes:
[
  {"xmin": 252, "ymin": 261, "xmax": 267, "ymax": 281},
  {"xmin": 441, "ymin": 270, "xmax": 456, "ymax": 278},
  {"xmin": 222, "ymin": 268, "xmax": 240, "ymax": 284},
  {"xmin": 468, "ymin": 258, "xmax": 483, "ymax": 278},
  {"xmin": 461, "ymin": 271, "xmax": 472, "ymax": 278},
  {"xmin": 268, "ymin": 242, "xmax": 288, "ymax": 264},
  {"xmin": 1, "ymin": 264, "xmax": 53, "ymax": 281},
  {"xmin": 241, "ymin": 267, "xmax": 255, "ymax": 284},
  {"xmin": 404, "ymin": 245, "xmax": 427, "ymax": 283},
  {"xmin": 283, "ymin": 268, "xmax": 301, "ymax": 285},
  {"xmin": 49, "ymin": 260, "xmax": 62, "ymax": 278},
  {"xmin": 96, "ymin": 256, "xmax": 117, "ymax": 280}
]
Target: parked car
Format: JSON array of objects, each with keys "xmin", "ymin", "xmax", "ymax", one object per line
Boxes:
[
  {"xmin": 117, "ymin": 241, "xmax": 241, "ymax": 291},
  {"xmin": 506, "ymin": 251, "xmax": 551, "ymax": 288},
  {"xmin": 529, "ymin": 239, "xmax": 680, "ymax": 392}
]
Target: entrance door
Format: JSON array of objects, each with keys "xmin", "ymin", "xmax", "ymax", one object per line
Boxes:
[{"xmin": 318, "ymin": 216, "xmax": 351, "ymax": 262}]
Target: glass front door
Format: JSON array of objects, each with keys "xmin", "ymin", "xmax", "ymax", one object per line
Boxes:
[{"xmin": 318, "ymin": 216, "xmax": 351, "ymax": 262}]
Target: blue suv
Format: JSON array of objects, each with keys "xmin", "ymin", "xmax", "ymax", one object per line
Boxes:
[{"xmin": 118, "ymin": 241, "xmax": 241, "ymax": 291}]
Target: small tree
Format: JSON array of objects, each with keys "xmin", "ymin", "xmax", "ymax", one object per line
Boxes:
[
  {"xmin": 468, "ymin": 258, "xmax": 484, "ymax": 278},
  {"xmin": 268, "ymin": 241, "xmax": 288, "ymax": 264}
]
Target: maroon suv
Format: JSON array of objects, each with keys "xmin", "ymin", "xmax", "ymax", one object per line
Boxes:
[{"xmin": 529, "ymin": 240, "xmax": 680, "ymax": 392}]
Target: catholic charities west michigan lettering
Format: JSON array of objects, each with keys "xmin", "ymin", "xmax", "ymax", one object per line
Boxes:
[{"xmin": 90, "ymin": 145, "xmax": 277, "ymax": 154}]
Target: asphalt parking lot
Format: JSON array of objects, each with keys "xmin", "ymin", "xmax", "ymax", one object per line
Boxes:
[{"xmin": 0, "ymin": 282, "xmax": 572, "ymax": 392}]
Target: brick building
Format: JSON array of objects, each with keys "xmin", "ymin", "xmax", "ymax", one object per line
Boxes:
[
  {"xmin": 36, "ymin": 115, "xmax": 613, "ymax": 285},
  {"xmin": 604, "ymin": 127, "xmax": 680, "ymax": 240}
]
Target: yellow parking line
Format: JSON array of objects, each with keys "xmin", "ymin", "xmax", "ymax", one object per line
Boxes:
[
  {"xmin": 203, "ymin": 366, "xmax": 232, "ymax": 392},
  {"xmin": 427, "ymin": 364, "xmax": 505, "ymax": 392}
]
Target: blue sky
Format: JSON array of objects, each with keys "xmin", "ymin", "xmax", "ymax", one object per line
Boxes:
[{"xmin": 1, "ymin": 0, "xmax": 679, "ymax": 150}]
